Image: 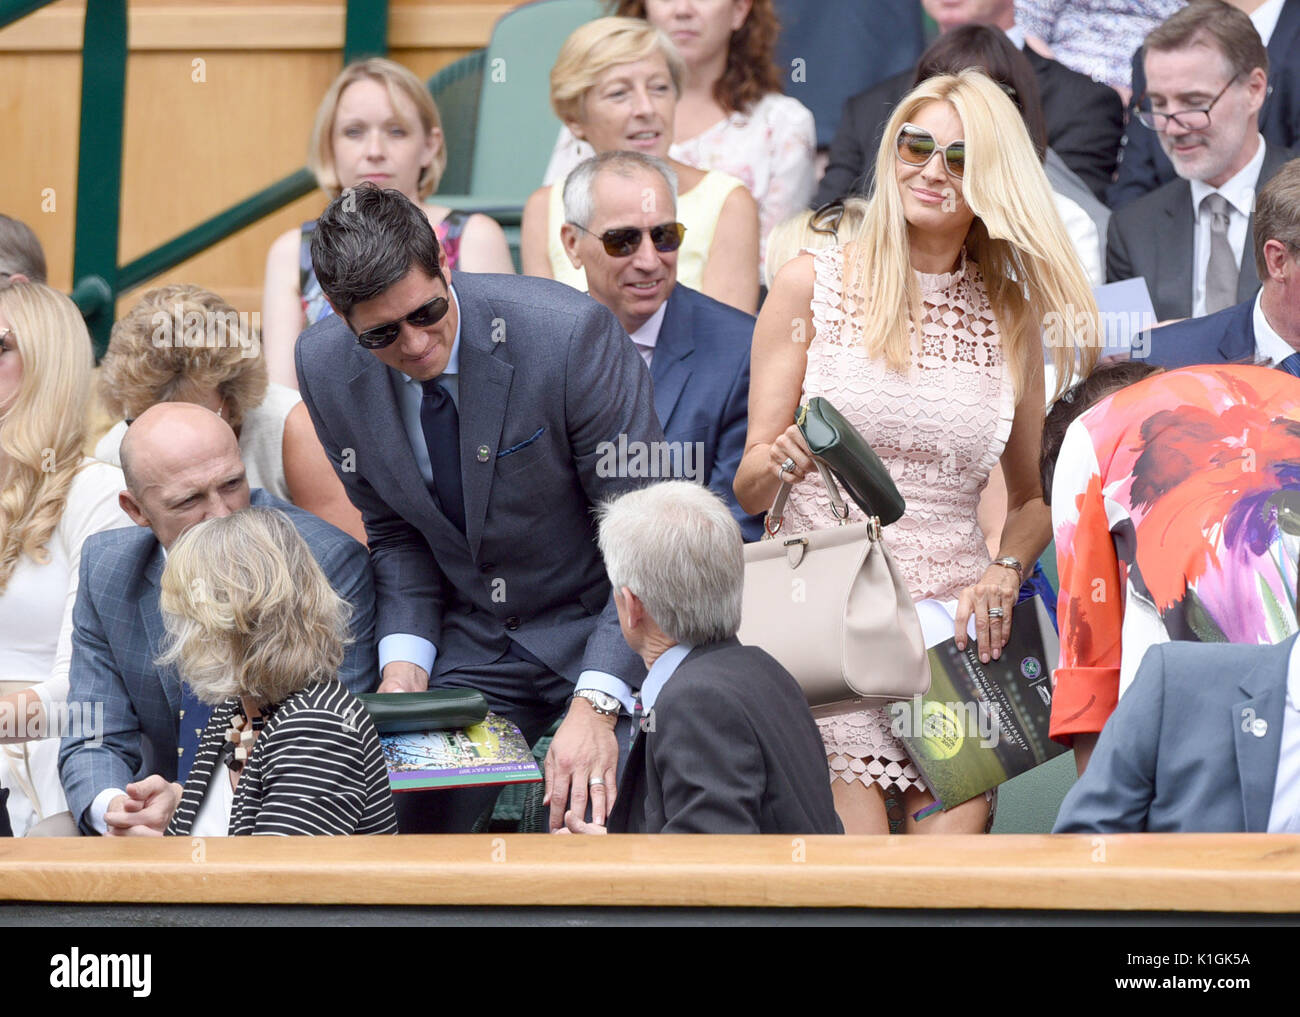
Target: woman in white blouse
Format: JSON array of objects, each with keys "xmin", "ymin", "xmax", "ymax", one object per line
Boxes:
[
  {"xmin": 544, "ymin": 0, "xmax": 816, "ymax": 273},
  {"xmin": 0, "ymin": 283, "xmax": 132, "ymax": 837}
]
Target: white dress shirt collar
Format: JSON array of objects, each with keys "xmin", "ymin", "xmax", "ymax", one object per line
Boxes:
[
  {"xmin": 1190, "ymin": 136, "xmax": 1267, "ymax": 219},
  {"xmin": 1251, "ymin": 0, "xmax": 1284, "ymax": 46},
  {"xmin": 1002, "ymin": 23, "xmax": 1026, "ymax": 51},
  {"xmin": 638, "ymin": 641, "xmax": 694, "ymax": 715},
  {"xmin": 1266, "ymin": 636, "xmax": 1300, "ymax": 832},
  {"xmin": 628, "ymin": 301, "xmax": 668, "ymax": 368},
  {"xmin": 1252, "ymin": 289, "xmax": 1299, "ymax": 365}
]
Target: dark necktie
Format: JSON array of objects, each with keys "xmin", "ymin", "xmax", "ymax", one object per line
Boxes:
[
  {"xmin": 420, "ymin": 377, "xmax": 465, "ymax": 532},
  {"xmin": 176, "ymin": 684, "xmax": 212, "ymax": 784},
  {"xmin": 1279, "ymin": 353, "xmax": 1300, "ymax": 377},
  {"xmin": 1202, "ymin": 193, "xmax": 1237, "ymax": 314}
]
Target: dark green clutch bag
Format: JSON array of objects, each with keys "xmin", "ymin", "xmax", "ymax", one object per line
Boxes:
[
  {"xmin": 799, "ymin": 397, "xmax": 905, "ymax": 525},
  {"xmin": 356, "ymin": 689, "xmax": 489, "ymax": 734}
]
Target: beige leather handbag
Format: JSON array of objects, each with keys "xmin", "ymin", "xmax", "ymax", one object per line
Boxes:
[{"xmin": 737, "ymin": 461, "xmax": 932, "ymax": 707}]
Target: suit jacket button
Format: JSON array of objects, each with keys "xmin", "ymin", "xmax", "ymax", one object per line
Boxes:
[{"xmin": 505, "ymin": 616, "xmax": 520, "ymax": 630}]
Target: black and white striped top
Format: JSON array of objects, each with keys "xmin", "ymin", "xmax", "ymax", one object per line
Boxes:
[{"xmin": 167, "ymin": 680, "xmax": 397, "ymax": 836}]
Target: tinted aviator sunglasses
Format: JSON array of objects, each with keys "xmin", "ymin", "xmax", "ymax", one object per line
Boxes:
[
  {"xmin": 895, "ymin": 122, "xmax": 966, "ymax": 178},
  {"xmin": 354, "ymin": 287, "xmax": 450, "ymax": 350},
  {"xmin": 572, "ymin": 221, "xmax": 687, "ymax": 257}
]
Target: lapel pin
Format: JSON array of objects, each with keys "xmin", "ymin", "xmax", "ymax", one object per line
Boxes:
[
  {"xmin": 1253, "ymin": 718, "xmax": 1268, "ymax": 738},
  {"xmin": 477, "ymin": 445, "xmax": 490, "ymax": 463}
]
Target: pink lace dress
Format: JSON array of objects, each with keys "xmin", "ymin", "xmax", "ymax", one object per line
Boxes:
[{"xmin": 785, "ymin": 244, "xmax": 1016, "ymax": 793}]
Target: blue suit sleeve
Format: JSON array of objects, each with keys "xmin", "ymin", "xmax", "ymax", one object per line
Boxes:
[
  {"xmin": 325, "ymin": 535, "xmax": 379, "ymax": 694},
  {"xmin": 1053, "ymin": 645, "xmax": 1166, "ymax": 833},
  {"xmin": 711, "ymin": 342, "xmax": 764, "ymax": 542},
  {"xmin": 59, "ymin": 553, "xmax": 143, "ymax": 834}
]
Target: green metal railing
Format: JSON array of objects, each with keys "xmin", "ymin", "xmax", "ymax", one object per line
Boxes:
[{"xmin": 1, "ymin": 0, "xmax": 391, "ymax": 353}]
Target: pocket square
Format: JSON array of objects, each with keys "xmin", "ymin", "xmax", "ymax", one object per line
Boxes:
[{"xmin": 497, "ymin": 427, "xmax": 546, "ymax": 458}]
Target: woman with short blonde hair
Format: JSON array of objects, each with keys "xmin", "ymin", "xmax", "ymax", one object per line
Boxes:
[
  {"xmin": 262, "ymin": 58, "xmax": 515, "ymax": 389},
  {"xmin": 544, "ymin": 0, "xmax": 816, "ymax": 274},
  {"xmin": 96, "ymin": 284, "xmax": 366, "ymax": 544},
  {"xmin": 522, "ymin": 17, "xmax": 760, "ymax": 313},
  {"xmin": 736, "ymin": 70, "xmax": 1098, "ymax": 836},
  {"xmin": 0, "ymin": 282, "xmax": 131, "ymax": 836},
  {"xmin": 151, "ymin": 508, "xmax": 395, "ymax": 836}
]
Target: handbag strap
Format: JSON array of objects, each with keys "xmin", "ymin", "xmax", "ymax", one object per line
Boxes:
[{"xmin": 765, "ymin": 458, "xmax": 852, "ymax": 536}]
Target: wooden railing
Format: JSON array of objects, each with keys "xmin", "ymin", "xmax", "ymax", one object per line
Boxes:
[{"xmin": 3, "ymin": 835, "xmax": 1299, "ymax": 912}]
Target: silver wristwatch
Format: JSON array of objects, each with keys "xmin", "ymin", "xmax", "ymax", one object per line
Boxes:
[
  {"xmin": 993, "ymin": 556, "xmax": 1025, "ymax": 584},
  {"xmin": 573, "ymin": 688, "xmax": 621, "ymax": 716}
]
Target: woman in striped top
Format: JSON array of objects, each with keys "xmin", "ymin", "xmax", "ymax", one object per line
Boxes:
[{"xmin": 152, "ymin": 507, "xmax": 394, "ymax": 837}]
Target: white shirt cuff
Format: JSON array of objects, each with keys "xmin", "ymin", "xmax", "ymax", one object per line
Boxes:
[
  {"xmin": 378, "ymin": 634, "xmax": 437, "ymax": 677},
  {"xmin": 90, "ymin": 786, "xmax": 127, "ymax": 836},
  {"xmin": 576, "ymin": 670, "xmax": 635, "ymax": 715}
]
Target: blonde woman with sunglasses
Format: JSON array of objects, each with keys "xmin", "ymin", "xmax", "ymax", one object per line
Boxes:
[
  {"xmin": 0, "ymin": 283, "xmax": 132, "ymax": 836},
  {"xmin": 735, "ymin": 71, "xmax": 1099, "ymax": 836}
]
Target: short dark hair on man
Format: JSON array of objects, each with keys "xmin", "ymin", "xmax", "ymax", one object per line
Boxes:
[
  {"xmin": 309, "ymin": 184, "xmax": 443, "ymax": 318},
  {"xmin": 1040, "ymin": 361, "xmax": 1163, "ymax": 506},
  {"xmin": 1145, "ymin": 0, "xmax": 1269, "ymax": 82}
]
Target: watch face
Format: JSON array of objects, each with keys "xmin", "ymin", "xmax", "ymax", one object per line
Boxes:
[{"xmin": 579, "ymin": 690, "xmax": 619, "ymax": 712}]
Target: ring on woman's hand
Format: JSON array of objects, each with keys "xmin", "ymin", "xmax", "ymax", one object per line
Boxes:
[
  {"xmin": 588, "ymin": 776, "xmax": 605, "ymax": 787},
  {"xmin": 780, "ymin": 457, "xmax": 797, "ymax": 474},
  {"xmin": 987, "ymin": 607, "xmax": 1005, "ymax": 619}
]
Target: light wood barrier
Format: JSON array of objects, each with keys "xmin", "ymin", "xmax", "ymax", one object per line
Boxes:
[{"xmin": 2, "ymin": 835, "xmax": 1299, "ymax": 912}]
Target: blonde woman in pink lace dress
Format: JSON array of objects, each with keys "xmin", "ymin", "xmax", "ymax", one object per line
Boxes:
[{"xmin": 735, "ymin": 70, "xmax": 1098, "ymax": 835}]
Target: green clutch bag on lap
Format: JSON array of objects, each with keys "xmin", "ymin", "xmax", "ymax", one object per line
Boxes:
[{"xmin": 356, "ymin": 689, "xmax": 490, "ymax": 734}]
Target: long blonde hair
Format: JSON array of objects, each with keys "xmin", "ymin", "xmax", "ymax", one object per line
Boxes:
[
  {"xmin": 850, "ymin": 70, "xmax": 1098, "ymax": 398},
  {"xmin": 0, "ymin": 282, "xmax": 94, "ymax": 593}
]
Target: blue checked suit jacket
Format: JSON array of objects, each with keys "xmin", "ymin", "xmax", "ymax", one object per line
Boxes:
[{"xmin": 58, "ymin": 490, "xmax": 378, "ymax": 834}]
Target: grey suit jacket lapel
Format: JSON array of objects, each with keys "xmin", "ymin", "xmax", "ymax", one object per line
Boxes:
[
  {"xmin": 458, "ymin": 334, "xmax": 513, "ymax": 560},
  {"xmin": 1232, "ymin": 641, "xmax": 1290, "ymax": 832},
  {"xmin": 141, "ymin": 542, "xmax": 180, "ymax": 717},
  {"xmin": 1164, "ymin": 182, "xmax": 1195, "ymax": 319},
  {"xmin": 1237, "ymin": 144, "xmax": 1291, "ymax": 303},
  {"xmin": 651, "ymin": 291, "xmax": 694, "ymax": 428}
]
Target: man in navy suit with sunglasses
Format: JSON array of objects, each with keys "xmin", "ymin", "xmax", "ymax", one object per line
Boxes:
[
  {"xmin": 297, "ymin": 185, "xmax": 665, "ymax": 832},
  {"xmin": 560, "ymin": 151, "xmax": 762, "ymax": 541}
]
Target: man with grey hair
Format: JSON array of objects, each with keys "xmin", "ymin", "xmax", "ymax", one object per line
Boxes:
[
  {"xmin": 560, "ymin": 151, "xmax": 761, "ymax": 540},
  {"xmin": 560, "ymin": 481, "xmax": 841, "ymax": 835},
  {"xmin": 0, "ymin": 214, "xmax": 48, "ymax": 286}
]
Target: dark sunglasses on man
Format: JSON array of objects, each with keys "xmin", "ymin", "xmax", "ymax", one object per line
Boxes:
[
  {"xmin": 352, "ymin": 276, "xmax": 451, "ymax": 350},
  {"xmin": 895, "ymin": 122, "xmax": 966, "ymax": 178},
  {"xmin": 571, "ymin": 221, "xmax": 687, "ymax": 258}
]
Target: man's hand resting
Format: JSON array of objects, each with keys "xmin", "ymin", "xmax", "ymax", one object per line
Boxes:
[
  {"xmin": 543, "ymin": 696, "xmax": 618, "ymax": 832},
  {"xmin": 104, "ymin": 775, "xmax": 183, "ymax": 836},
  {"xmin": 377, "ymin": 660, "xmax": 429, "ymax": 694}
]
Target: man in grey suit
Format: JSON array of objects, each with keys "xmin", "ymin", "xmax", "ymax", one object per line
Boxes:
[
  {"xmin": 562, "ymin": 483, "xmax": 842, "ymax": 836},
  {"xmin": 1054, "ymin": 638, "xmax": 1300, "ymax": 833},
  {"xmin": 59, "ymin": 403, "xmax": 376, "ymax": 835},
  {"xmin": 296, "ymin": 186, "xmax": 665, "ymax": 831},
  {"xmin": 1107, "ymin": 2, "xmax": 1298, "ymax": 322}
]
